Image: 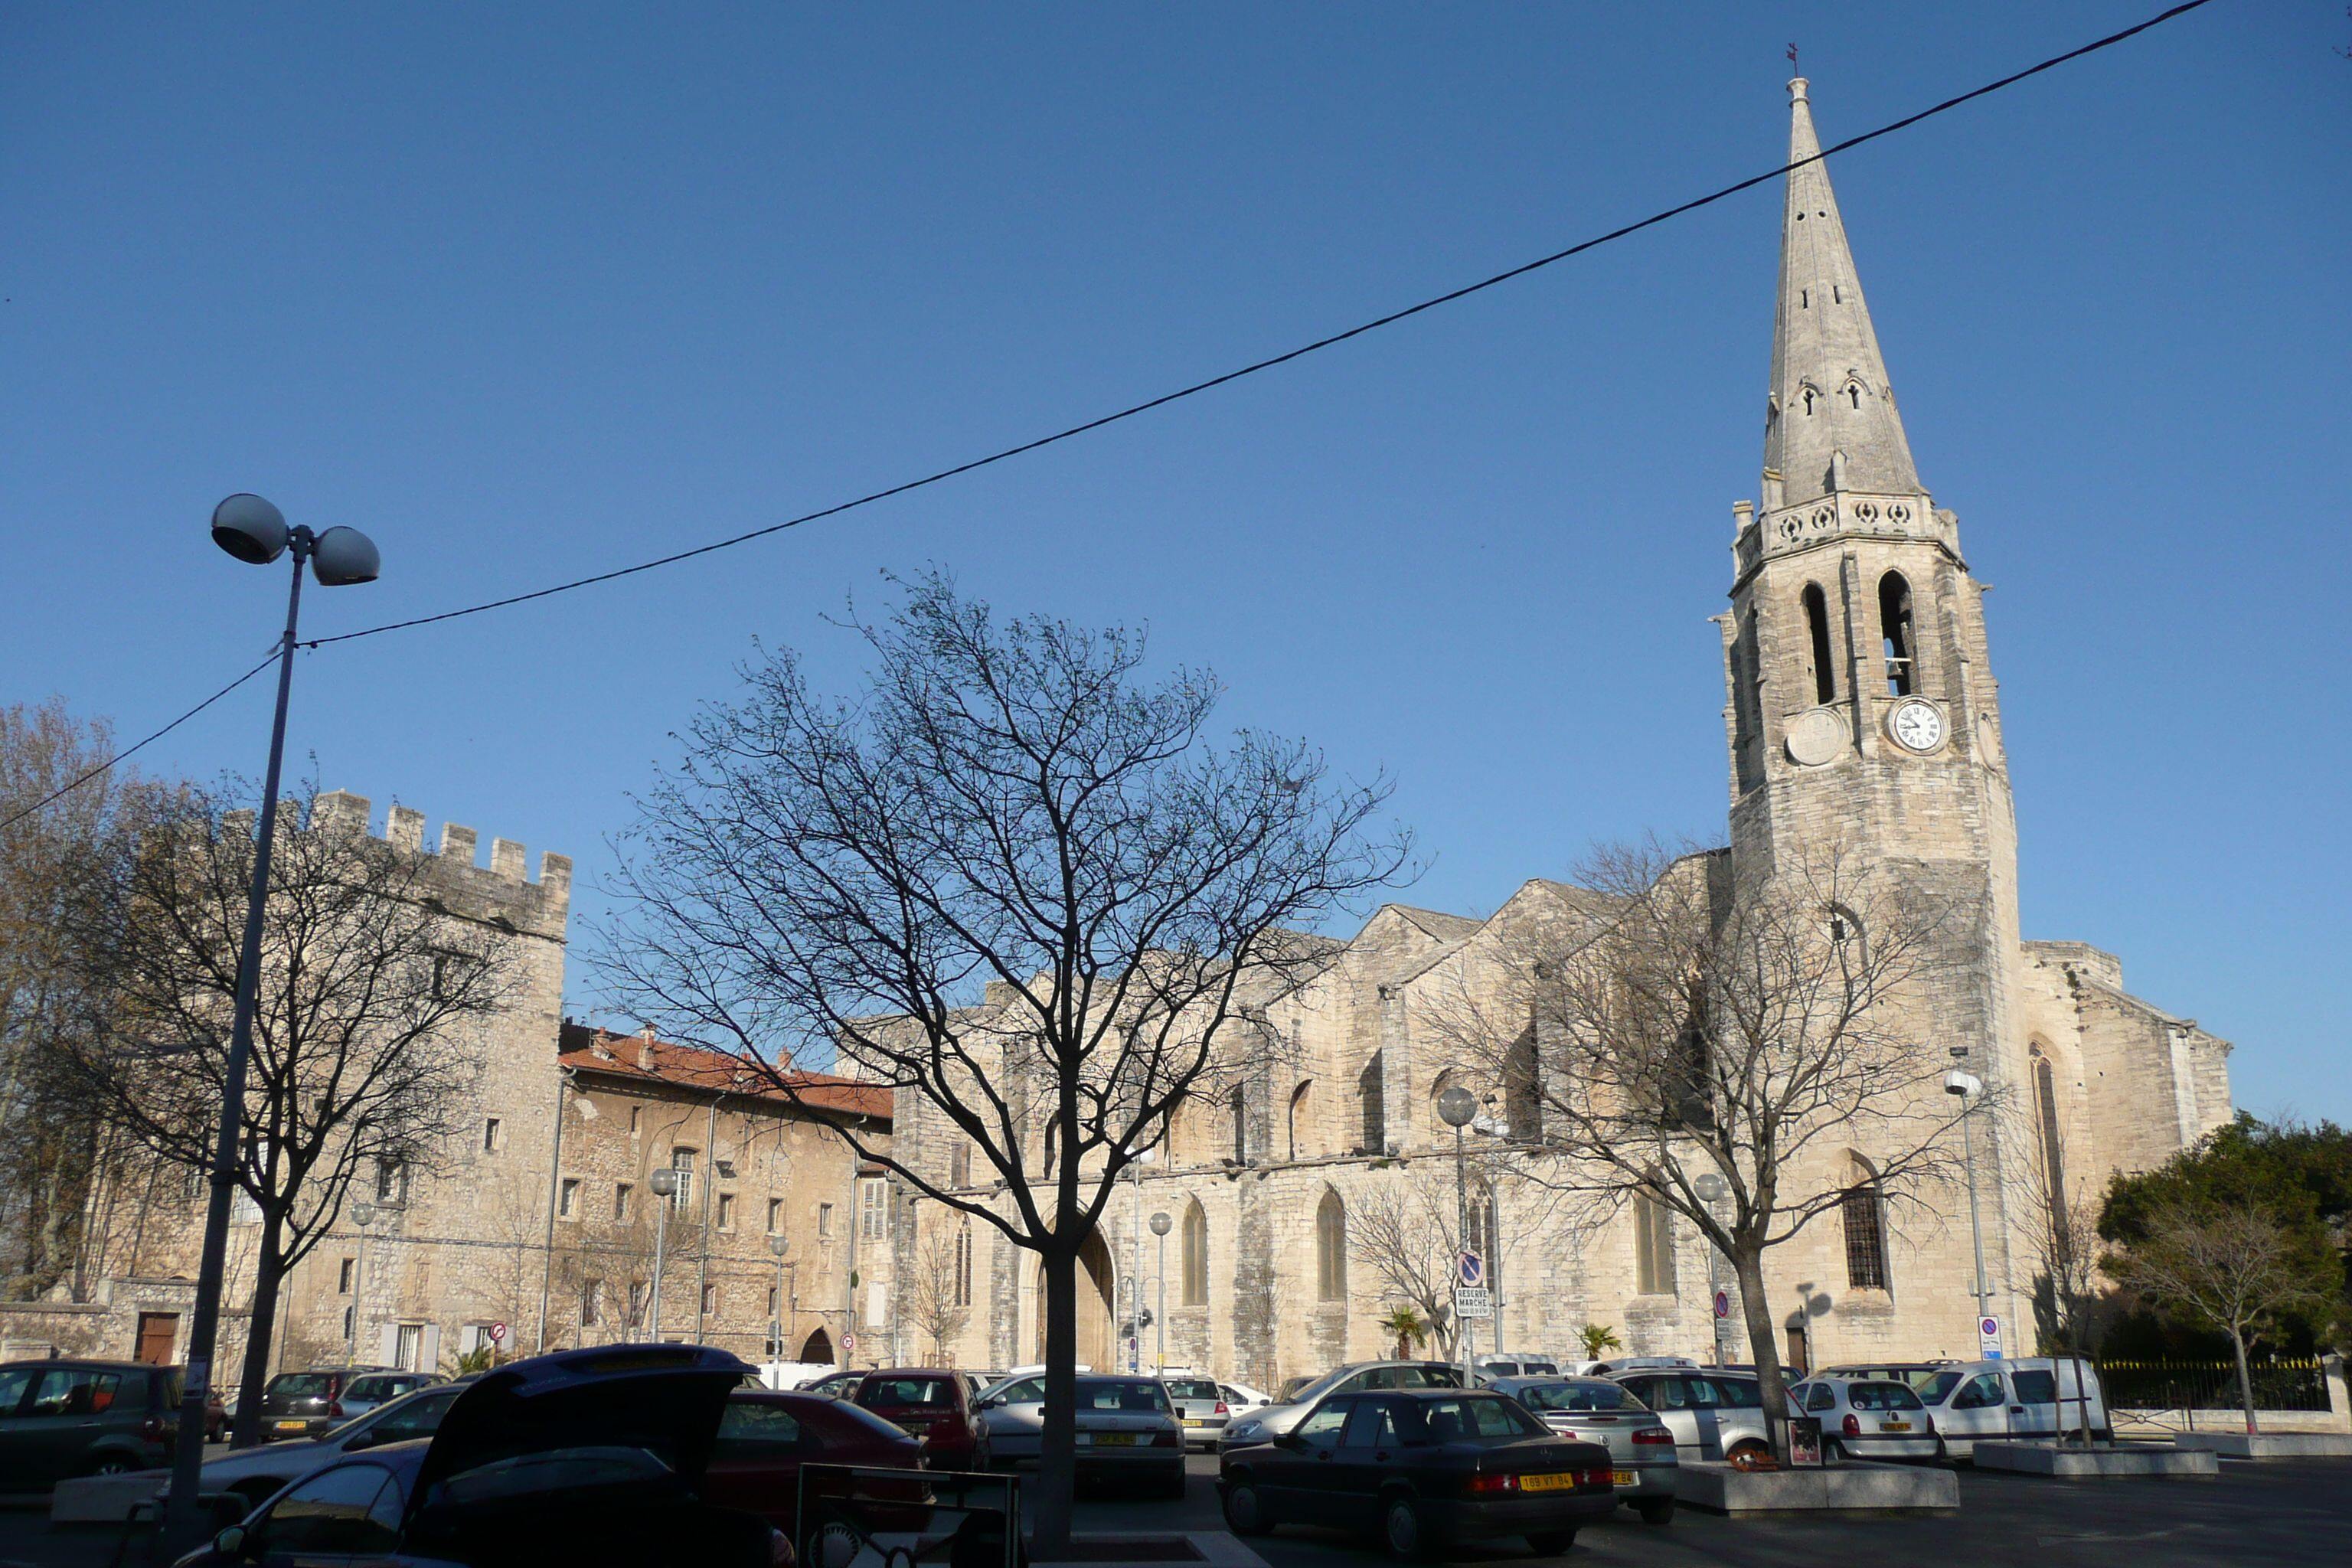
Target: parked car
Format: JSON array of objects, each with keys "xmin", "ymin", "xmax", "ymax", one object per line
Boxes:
[
  {"xmin": 1818, "ymin": 1361, "xmax": 1948, "ymax": 1391},
  {"xmin": 850, "ymin": 1370, "xmax": 982, "ymax": 1472},
  {"xmin": 1488, "ymin": 1376, "xmax": 1678, "ymax": 1524},
  {"xmin": 1909, "ymin": 1359, "xmax": 2109, "ymax": 1456},
  {"xmin": 1217, "ymin": 1380, "xmax": 1272, "ymax": 1416},
  {"xmin": 1606, "ymin": 1368, "xmax": 1772, "ymax": 1462},
  {"xmin": 1786, "ymin": 1377, "xmax": 1939, "ymax": 1462},
  {"xmin": 171, "ymin": 1343, "xmax": 787, "ymax": 1568},
  {"xmin": 198, "ymin": 1379, "xmax": 474, "ymax": 1511},
  {"xmin": 972, "ymin": 1374, "xmax": 1184, "ymax": 1494},
  {"xmin": 256, "ymin": 1365, "xmax": 395, "ymax": 1442},
  {"xmin": 1478, "ymin": 1354, "xmax": 1561, "ymax": 1380},
  {"xmin": 702, "ymin": 1387, "xmax": 927, "ymax": 1544},
  {"xmin": 1218, "ymin": 1361, "xmax": 1466, "ymax": 1451},
  {"xmin": 1582, "ymin": 1355, "xmax": 1697, "ymax": 1379},
  {"xmin": 1220, "ymin": 1387, "xmax": 1614, "ymax": 1559},
  {"xmin": 340, "ymin": 1371, "xmax": 443, "ymax": 1422},
  {"xmin": 0, "ymin": 1359, "xmax": 187, "ymax": 1487},
  {"xmin": 1160, "ymin": 1372, "xmax": 1233, "ymax": 1449},
  {"xmin": 799, "ymin": 1370, "xmax": 864, "ymax": 1399}
]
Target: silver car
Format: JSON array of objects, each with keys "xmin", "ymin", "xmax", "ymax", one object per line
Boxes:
[
  {"xmin": 1607, "ymin": 1368, "xmax": 1773, "ymax": 1462},
  {"xmin": 1490, "ymin": 1376, "xmax": 1680, "ymax": 1524},
  {"xmin": 335, "ymin": 1370, "xmax": 440, "ymax": 1421},
  {"xmin": 972, "ymin": 1373, "xmax": 1185, "ymax": 1494},
  {"xmin": 197, "ymin": 1379, "xmax": 469, "ymax": 1509},
  {"xmin": 1788, "ymin": 1376, "xmax": 1939, "ymax": 1462},
  {"xmin": 1217, "ymin": 1361, "xmax": 1464, "ymax": 1451},
  {"xmin": 1160, "ymin": 1373, "xmax": 1231, "ymax": 1449}
]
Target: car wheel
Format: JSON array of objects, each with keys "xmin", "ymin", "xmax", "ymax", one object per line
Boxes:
[
  {"xmin": 1725, "ymin": 1439, "xmax": 1769, "ymax": 1467},
  {"xmin": 1821, "ymin": 1438, "xmax": 1846, "ymax": 1464},
  {"xmin": 1383, "ymin": 1496, "xmax": 1434, "ymax": 1560},
  {"xmin": 84, "ymin": 1454, "xmax": 135, "ymax": 1477},
  {"xmin": 1524, "ymin": 1529, "xmax": 1576, "ymax": 1555},
  {"xmin": 806, "ymin": 1511, "xmax": 864, "ymax": 1568},
  {"xmin": 1636, "ymin": 1498, "xmax": 1675, "ymax": 1526},
  {"xmin": 1222, "ymin": 1480, "xmax": 1273, "ymax": 1537}
]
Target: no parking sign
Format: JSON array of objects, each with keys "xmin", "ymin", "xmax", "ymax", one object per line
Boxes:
[{"xmin": 1978, "ymin": 1315, "xmax": 2004, "ymax": 1358}]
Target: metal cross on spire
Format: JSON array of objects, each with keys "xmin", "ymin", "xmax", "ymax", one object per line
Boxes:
[{"xmin": 1786, "ymin": 41, "xmax": 1799, "ymax": 75}]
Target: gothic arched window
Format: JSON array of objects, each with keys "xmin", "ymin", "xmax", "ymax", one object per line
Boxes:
[
  {"xmin": 1802, "ymin": 583, "xmax": 1838, "ymax": 705},
  {"xmin": 2032, "ymin": 1049, "xmax": 2072, "ymax": 1254},
  {"xmin": 1878, "ymin": 571, "xmax": 1916, "ymax": 696},
  {"xmin": 1181, "ymin": 1200, "xmax": 1209, "ymax": 1306},
  {"xmin": 1289, "ymin": 1080, "xmax": 1314, "ymax": 1161},
  {"xmin": 1315, "ymin": 1188, "xmax": 1348, "ymax": 1301},
  {"xmin": 1841, "ymin": 1155, "xmax": 1890, "ymax": 1292},
  {"xmin": 1633, "ymin": 1182, "xmax": 1677, "ymax": 1296},
  {"xmin": 1358, "ymin": 1052, "xmax": 1386, "ymax": 1154},
  {"xmin": 1229, "ymin": 1084, "xmax": 1248, "ymax": 1165}
]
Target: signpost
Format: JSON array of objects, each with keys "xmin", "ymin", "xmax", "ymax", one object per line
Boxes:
[
  {"xmin": 1978, "ymin": 1315, "xmax": 2004, "ymax": 1360},
  {"xmin": 488, "ymin": 1321, "xmax": 507, "ymax": 1345}
]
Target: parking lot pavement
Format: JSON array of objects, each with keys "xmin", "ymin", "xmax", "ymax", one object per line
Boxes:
[{"xmin": 1073, "ymin": 1455, "xmax": 2351, "ymax": 1567}]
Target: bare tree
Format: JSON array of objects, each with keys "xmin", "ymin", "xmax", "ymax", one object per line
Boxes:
[
  {"xmin": 0, "ymin": 701, "xmax": 172, "ymax": 1299},
  {"xmin": 599, "ymin": 572, "xmax": 1405, "ymax": 1549},
  {"xmin": 898, "ymin": 1220, "xmax": 972, "ymax": 1365},
  {"xmin": 1426, "ymin": 837, "xmax": 1975, "ymax": 1453},
  {"xmin": 56, "ymin": 782, "xmax": 518, "ymax": 1442},
  {"xmin": 1350, "ymin": 1169, "xmax": 1466, "ymax": 1358},
  {"xmin": 2103, "ymin": 1197, "xmax": 2337, "ymax": 1435}
]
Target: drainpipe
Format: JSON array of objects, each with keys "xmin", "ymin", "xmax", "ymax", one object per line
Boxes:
[
  {"xmin": 696, "ymin": 1095, "xmax": 718, "ymax": 1342},
  {"xmin": 536, "ymin": 1067, "xmax": 573, "ymax": 1354}
]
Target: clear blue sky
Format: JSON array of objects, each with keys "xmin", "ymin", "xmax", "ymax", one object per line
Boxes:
[{"xmin": 5, "ymin": 4, "xmax": 2345, "ymax": 1121}]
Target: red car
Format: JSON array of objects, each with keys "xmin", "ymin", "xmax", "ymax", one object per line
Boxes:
[
  {"xmin": 702, "ymin": 1389, "xmax": 926, "ymax": 1540},
  {"xmin": 850, "ymin": 1370, "xmax": 982, "ymax": 1472}
]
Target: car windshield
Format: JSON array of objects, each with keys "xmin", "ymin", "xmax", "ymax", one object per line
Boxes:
[
  {"xmin": 1279, "ymin": 1376, "xmax": 1318, "ymax": 1402},
  {"xmin": 1517, "ymin": 1380, "xmax": 1641, "ymax": 1413},
  {"xmin": 1919, "ymin": 1371, "xmax": 1965, "ymax": 1403},
  {"xmin": 860, "ymin": 1377, "xmax": 955, "ymax": 1409},
  {"xmin": 1846, "ymin": 1382, "xmax": 1924, "ymax": 1411},
  {"xmin": 1163, "ymin": 1379, "xmax": 1220, "ymax": 1401},
  {"xmin": 1416, "ymin": 1396, "xmax": 1548, "ymax": 1440},
  {"xmin": 1078, "ymin": 1381, "xmax": 1170, "ymax": 1414},
  {"xmin": 269, "ymin": 1374, "xmax": 337, "ymax": 1399}
]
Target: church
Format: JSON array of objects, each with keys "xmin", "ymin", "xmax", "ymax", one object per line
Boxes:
[{"xmin": 891, "ymin": 77, "xmax": 2234, "ymax": 1390}]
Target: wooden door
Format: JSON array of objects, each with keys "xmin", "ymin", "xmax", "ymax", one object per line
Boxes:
[{"xmin": 135, "ymin": 1312, "xmax": 178, "ymax": 1365}]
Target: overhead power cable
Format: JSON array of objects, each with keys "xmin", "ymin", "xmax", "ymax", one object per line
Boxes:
[
  {"xmin": 0, "ymin": 650, "xmax": 283, "ymax": 835},
  {"xmin": 305, "ymin": 0, "xmax": 2215, "ymax": 650}
]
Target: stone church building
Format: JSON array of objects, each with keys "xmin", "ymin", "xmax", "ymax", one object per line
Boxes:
[{"xmin": 885, "ymin": 77, "xmax": 2233, "ymax": 1392}]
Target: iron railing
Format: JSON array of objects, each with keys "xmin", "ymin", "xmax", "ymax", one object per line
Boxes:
[{"xmin": 2096, "ymin": 1357, "xmax": 2331, "ymax": 1413}]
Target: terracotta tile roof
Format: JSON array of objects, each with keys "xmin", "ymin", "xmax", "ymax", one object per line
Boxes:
[{"xmin": 557, "ymin": 1022, "xmax": 891, "ymax": 1122}]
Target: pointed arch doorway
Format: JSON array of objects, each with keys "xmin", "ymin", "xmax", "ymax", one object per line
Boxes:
[
  {"xmin": 800, "ymin": 1326, "xmax": 835, "ymax": 1364},
  {"xmin": 1035, "ymin": 1230, "xmax": 1116, "ymax": 1367}
]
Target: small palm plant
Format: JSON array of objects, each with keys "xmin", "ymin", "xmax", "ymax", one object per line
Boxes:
[
  {"xmin": 1380, "ymin": 1305, "xmax": 1429, "ymax": 1358},
  {"xmin": 1578, "ymin": 1322, "xmax": 1624, "ymax": 1360},
  {"xmin": 452, "ymin": 1341, "xmax": 498, "ymax": 1376}
]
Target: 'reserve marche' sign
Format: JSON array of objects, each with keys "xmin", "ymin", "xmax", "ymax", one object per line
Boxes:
[{"xmin": 1453, "ymin": 1285, "xmax": 1493, "ymax": 1320}]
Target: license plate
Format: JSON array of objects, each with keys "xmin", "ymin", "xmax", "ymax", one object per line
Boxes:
[
  {"xmin": 1610, "ymin": 1469, "xmax": 1636, "ymax": 1487},
  {"xmin": 1182, "ymin": 1418, "xmax": 1203, "ymax": 1426},
  {"xmin": 1883, "ymin": 1421, "xmax": 1911, "ymax": 1432},
  {"xmin": 1519, "ymin": 1472, "xmax": 1577, "ymax": 1493},
  {"xmin": 1090, "ymin": 1433, "xmax": 1136, "ymax": 1446},
  {"xmin": 275, "ymin": 1420, "xmax": 306, "ymax": 1431}
]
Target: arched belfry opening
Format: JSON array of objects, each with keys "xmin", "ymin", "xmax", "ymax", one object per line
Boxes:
[
  {"xmin": 1802, "ymin": 583, "xmax": 1838, "ymax": 705},
  {"xmin": 1879, "ymin": 572, "xmax": 1916, "ymax": 696}
]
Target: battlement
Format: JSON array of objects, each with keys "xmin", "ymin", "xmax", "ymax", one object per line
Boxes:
[{"xmin": 310, "ymin": 791, "xmax": 571, "ymax": 929}]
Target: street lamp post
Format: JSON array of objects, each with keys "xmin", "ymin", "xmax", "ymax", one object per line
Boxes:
[
  {"xmin": 767, "ymin": 1233, "xmax": 790, "ymax": 1365},
  {"xmin": 1944, "ymin": 1059, "xmax": 1991, "ymax": 1332},
  {"xmin": 348, "ymin": 1201, "xmax": 377, "ymax": 1356},
  {"xmin": 165, "ymin": 496, "xmax": 378, "ymax": 1549},
  {"xmin": 1148, "ymin": 1211, "xmax": 1171, "ymax": 1374},
  {"xmin": 648, "ymin": 1167, "xmax": 680, "ymax": 1338},
  {"xmin": 1691, "ymin": 1172, "xmax": 1732, "ymax": 1366},
  {"xmin": 1436, "ymin": 1086, "xmax": 1478, "ymax": 1385}
]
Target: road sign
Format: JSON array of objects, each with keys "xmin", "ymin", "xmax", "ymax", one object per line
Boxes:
[
  {"xmin": 843, "ymin": 1333, "xmax": 858, "ymax": 1357},
  {"xmin": 1713, "ymin": 1289, "xmax": 1731, "ymax": 1320},
  {"xmin": 1456, "ymin": 1250, "xmax": 1485, "ymax": 1288},
  {"xmin": 488, "ymin": 1321, "xmax": 507, "ymax": 1344},
  {"xmin": 1453, "ymin": 1285, "xmax": 1493, "ymax": 1321},
  {"xmin": 1978, "ymin": 1315, "xmax": 2004, "ymax": 1359}
]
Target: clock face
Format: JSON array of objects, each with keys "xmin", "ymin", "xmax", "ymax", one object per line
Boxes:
[{"xmin": 1890, "ymin": 698, "xmax": 1944, "ymax": 753}]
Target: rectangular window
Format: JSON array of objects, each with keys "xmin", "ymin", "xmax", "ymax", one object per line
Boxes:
[
  {"xmin": 374, "ymin": 1160, "xmax": 407, "ymax": 1204},
  {"xmin": 615, "ymin": 1183, "xmax": 633, "ymax": 1223},
  {"xmin": 559, "ymin": 1178, "xmax": 580, "ymax": 1219},
  {"xmin": 701, "ymin": 1282, "xmax": 717, "ymax": 1315},
  {"xmin": 581, "ymin": 1285, "xmax": 601, "ymax": 1327},
  {"xmin": 342, "ymin": 1305, "xmax": 354, "ymax": 1338},
  {"xmin": 338, "ymin": 1257, "xmax": 354, "ymax": 1294},
  {"xmin": 864, "ymin": 1280, "xmax": 884, "ymax": 1327},
  {"xmin": 860, "ymin": 1178, "xmax": 886, "ymax": 1240},
  {"xmin": 818, "ymin": 1203, "xmax": 834, "ymax": 1240},
  {"xmin": 717, "ymin": 1193, "xmax": 736, "ymax": 1230},
  {"xmin": 670, "ymin": 1149, "xmax": 697, "ymax": 1210},
  {"xmin": 482, "ymin": 1117, "xmax": 503, "ymax": 1154},
  {"xmin": 1634, "ymin": 1192, "xmax": 1677, "ymax": 1296},
  {"xmin": 767, "ymin": 1284, "xmax": 780, "ymax": 1316},
  {"xmin": 766, "ymin": 1197, "xmax": 783, "ymax": 1234},
  {"xmin": 629, "ymin": 1106, "xmax": 642, "ymax": 1135},
  {"xmin": 395, "ymin": 1323, "xmax": 423, "ymax": 1371}
]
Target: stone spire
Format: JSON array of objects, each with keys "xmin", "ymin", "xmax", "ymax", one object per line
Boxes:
[{"xmin": 1762, "ymin": 77, "xmax": 1920, "ymax": 510}]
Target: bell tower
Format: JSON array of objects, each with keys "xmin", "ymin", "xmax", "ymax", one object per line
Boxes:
[{"xmin": 1717, "ymin": 77, "xmax": 2031, "ymax": 1328}]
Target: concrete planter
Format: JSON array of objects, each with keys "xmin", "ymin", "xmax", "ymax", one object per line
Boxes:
[
  {"xmin": 2172, "ymin": 1432, "xmax": 2352, "ymax": 1460},
  {"xmin": 1972, "ymin": 1442, "xmax": 2216, "ymax": 1478},
  {"xmin": 1673, "ymin": 1459, "xmax": 1958, "ymax": 1514}
]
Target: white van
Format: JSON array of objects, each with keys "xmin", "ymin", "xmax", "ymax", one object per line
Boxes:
[{"xmin": 1913, "ymin": 1358, "xmax": 2108, "ymax": 1456}]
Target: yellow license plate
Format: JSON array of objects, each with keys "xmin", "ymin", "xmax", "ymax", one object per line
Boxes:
[
  {"xmin": 276, "ymin": 1420, "xmax": 306, "ymax": 1431},
  {"xmin": 1182, "ymin": 1418, "xmax": 1203, "ymax": 1426},
  {"xmin": 1519, "ymin": 1472, "xmax": 1577, "ymax": 1493},
  {"xmin": 1883, "ymin": 1422, "xmax": 1910, "ymax": 1432},
  {"xmin": 1610, "ymin": 1469, "xmax": 1636, "ymax": 1487},
  {"xmin": 1092, "ymin": 1433, "xmax": 1136, "ymax": 1446}
]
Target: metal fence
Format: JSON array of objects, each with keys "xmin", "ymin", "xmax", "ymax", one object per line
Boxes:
[{"xmin": 2096, "ymin": 1357, "xmax": 2331, "ymax": 1413}]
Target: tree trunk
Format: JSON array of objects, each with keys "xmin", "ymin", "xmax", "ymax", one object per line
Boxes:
[
  {"xmin": 230, "ymin": 1214, "xmax": 289, "ymax": 1449},
  {"xmin": 1733, "ymin": 1248, "xmax": 1791, "ymax": 1459},
  {"xmin": 1033, "ymin": 1245, "xmax": 1079, "ymax": 1558},
  {"xmin": 2230, "ymin": 1327, "xmax": 2259, "ymax": 1436}
]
